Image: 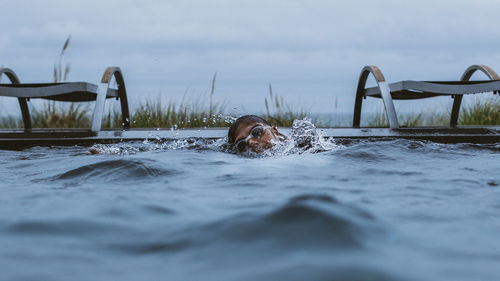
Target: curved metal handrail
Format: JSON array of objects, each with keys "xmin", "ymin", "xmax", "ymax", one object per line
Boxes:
[
  {"xmin": 450, "ymin": 64, "xmax": 499, "ymax": 127},
  {"xmin": 0, "ymin": 67, "xmax": 31, "ymax": 129},
  {"xmin": 91, "ymin": 67, "xmax": 130, "ymax": 132},
  {"xmin": 0, "ymin": 67, "xmax": 20, "ymax": 83},
  {"xmin": 353, "ymin": 65, "xmax": 399, "ymax": 128}
]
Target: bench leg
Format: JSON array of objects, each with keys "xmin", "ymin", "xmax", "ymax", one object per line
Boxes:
[
  {"xmin": 0, "ymin": 68, "xmax": 32, "ymax": 130},
  {"xmin": 451, "ymin": 65, "xmax": 500, "ymax": 127},
  {"xmin": 91, "ymin": 67, "xmax": 130, "ymax": 132},
  {"xmin": 91, "ymin": 83, "xmax": 108, "ymax": 132},
  {"xmin": 378, "ymin": 81, "xmax": 398, "ymax": 129},
  {"xmin": 17, "ymin": 98, "xmax": 32, "ymax": 130},
  {"xmin": 353, "ymin": 66, "xmax": 399, "ymax": 129}
]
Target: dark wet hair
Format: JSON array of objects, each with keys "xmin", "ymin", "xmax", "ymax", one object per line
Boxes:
[{"xmin": 227, "ymin": 115, "xmax": 271, "ymax": 144}]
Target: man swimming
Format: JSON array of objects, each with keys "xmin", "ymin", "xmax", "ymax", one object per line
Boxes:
[{"xmin": 227, "ymin": 115, "xmax": 283, "ymax": 153}]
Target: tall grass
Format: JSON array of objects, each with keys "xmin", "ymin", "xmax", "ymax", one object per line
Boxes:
[
  {"xmin": 54, "ymin": 36, "xmax": 71, "ymax": 83},
  {"xmin": 264, "ymin": 83, "xmax": 324, "ymax": 126},
  {"xmin": 128, "ymin": 97, "xmax": 229, "ymax": 128},
  {"xmin": 0, "ymin": 102, "xmax": 91, "ymax": 129},
  {"xmin": 31, "ymin": 102, "xmax": 91, "ymax": 128},
  {"xmin": 459, "ymin": 96, "xmax": 500, "ymax": 125},
  {"xmin": 367, "ymin": 111, "xmax": 448, "ymax": 127},
  {"xmin": 0, "ymin": 116, "xmax": 24, "ymax": 128},
  {"xmin": 0, "ymin": 97, "xmax": 230, "ymax": 129}
]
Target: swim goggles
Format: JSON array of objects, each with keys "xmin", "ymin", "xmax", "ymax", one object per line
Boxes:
[{"xmin": 234, "ymin": 125, "xmax": 274, "ymax": 152}]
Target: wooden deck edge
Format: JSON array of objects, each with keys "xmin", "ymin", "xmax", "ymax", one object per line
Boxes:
[{"xmin": 0, "ymin": 127, "xmax": 498, "ymax": 149}]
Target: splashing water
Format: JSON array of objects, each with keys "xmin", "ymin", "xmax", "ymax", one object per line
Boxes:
[
  {"xmin": 87, "ymin": 118, "xmax": 339, "ymax": 156},
  {"xmin": 260, "ymin": 118, "xmax": 339, "ymax": 156},
  {"xmin": 291, "ymin": 118, "xmax": 338, "ymax": 151},
  {"xmin": 218, "ymin": 113, "xmax": 237, "ymax": 124},
  {"xmin": 86, "ymin": 144, "xmax": 143, "ymax": 155},
  {"xmin": 87, "ymin": 138, "xmax": 228, "ymax": 155}
]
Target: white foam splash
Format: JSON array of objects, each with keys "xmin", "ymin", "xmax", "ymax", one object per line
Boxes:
[
  {"xmin": 259, "ymin": 118, "xmax": 339, "ymax": 156},
  {"xmin": 86, "ymin": 144, "xmax": 141, "ymax": 155},
  {"xmin": 218, "ymin": 113, "xmax": 237, "ymax": 124},
  {"xmin": 87, "ymin": 138, "xmax": 228, "ymax": 155}
]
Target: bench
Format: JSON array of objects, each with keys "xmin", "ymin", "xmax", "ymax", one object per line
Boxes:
[
  {"xmin": 0, "ymin": 67, "xmax": 130, "ymax": 132},
  {"xmin": 353, "ymin": 65, "xmax": 500, "ymax": 128}
]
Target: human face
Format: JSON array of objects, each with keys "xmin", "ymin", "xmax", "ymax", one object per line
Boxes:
[{"xmin": 233, "ymin": 122, "xmax": 281, "ymax": 153}]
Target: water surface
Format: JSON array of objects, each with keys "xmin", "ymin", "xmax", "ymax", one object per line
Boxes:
[{"xmin": 0, "ymin": 129, "xmax": 499, "ymax": 281}]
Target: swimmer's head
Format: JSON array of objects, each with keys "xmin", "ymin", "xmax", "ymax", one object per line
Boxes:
[{"xmin": 228, "ymin": 115, "xmax": 281, "ymax": 153}]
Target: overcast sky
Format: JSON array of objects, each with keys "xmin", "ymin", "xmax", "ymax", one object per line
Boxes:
[{"xmin": 1, "ymin": 0, "xmax": 500, "ymax": 118}]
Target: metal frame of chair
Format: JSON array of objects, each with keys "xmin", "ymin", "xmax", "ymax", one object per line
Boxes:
[
  {"xmin": 353, "ymin": 64, "xmax": 500, "ymax": 128},
  {"xmin": 0, "ymin": 66, "xmax": 130, "ymax": 132}
]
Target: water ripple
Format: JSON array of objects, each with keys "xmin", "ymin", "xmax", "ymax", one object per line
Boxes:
[
  {"xmin": 115, "ymin": 240, "xmax": 191, "ymax": 254},
  {"xmin": 6, "ymin": 219, "xmax": 126, "ymax": 236},
  {"xmin": 337, "ymin": 149, "xmax": 396, "ymax": 162},
  {"xmin": 53, "ymin": 159, "xmax": 181, "ymax": 182}
]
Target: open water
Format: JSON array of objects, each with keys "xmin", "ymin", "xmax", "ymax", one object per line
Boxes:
[{"xmin": 0, "ymin": 120, "xmax": 499, "ymax": 281}]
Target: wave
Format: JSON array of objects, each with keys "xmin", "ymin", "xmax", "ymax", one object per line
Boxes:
[
  {"xmin": 363, "ymin": 168, "xmax": 423, "ymax": 176},
  {"xmin": 113, "ymin": 240, "xmax": 191, "ymax": 254},
  {"xmin": 207, "ymin": 195, "xmax": 377, "ymax": 249},
  {"xmin": 257, "ymin": 264, "xmax": 409, "ymax": 281},
  {"xmin": 111, "ymin": 194, "xmax": 384, "ymax": 256},
  {"xmin": 455, "ymin": 143, "xmax": 500, "ymax": 152},
  {"xmin": 336, "ymin": 148, "xmax": 396, "ymax": 162},
  {"xmin": 53, "ymin": 159, "xmax": 181, "ymax": 182},
  {"xmin": 6, "ymin": 219, "xmax": 126, "ymax": 236}
]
